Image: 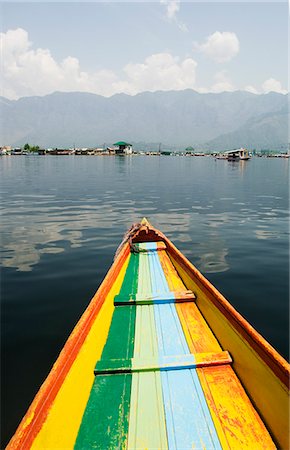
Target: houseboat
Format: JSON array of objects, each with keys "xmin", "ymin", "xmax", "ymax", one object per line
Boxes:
[{"xmin": 225, "ymin": 148, "xmax": 250, "ymax": 161}]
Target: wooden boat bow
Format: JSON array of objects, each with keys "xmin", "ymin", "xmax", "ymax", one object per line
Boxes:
[{"xmin": 7, "ymin": 220, "xmax": 289, "ymax": 450}]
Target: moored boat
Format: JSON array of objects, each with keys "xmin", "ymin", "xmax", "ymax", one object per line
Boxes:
[
  {"xmin": 225, "ymin": 148, "xmax": 251, "ymax": 161},
  {"xmin": 7, "ymin": 219, "xmax": 289, "ymax": 449}
]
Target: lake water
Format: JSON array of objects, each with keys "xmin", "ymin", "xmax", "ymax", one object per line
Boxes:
[{"xmin": 1, "ymin": 155, "xmax": 289, "ymax": 446}]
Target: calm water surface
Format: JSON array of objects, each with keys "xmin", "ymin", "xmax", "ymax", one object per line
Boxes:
[{"xmin": 1, "ymin": 155, "xmax": 289, "ymax": 446}]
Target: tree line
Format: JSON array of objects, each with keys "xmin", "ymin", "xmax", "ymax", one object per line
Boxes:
[{"xmin": 23, "ymin": 143, "xmax": 40, "ymax": 152}]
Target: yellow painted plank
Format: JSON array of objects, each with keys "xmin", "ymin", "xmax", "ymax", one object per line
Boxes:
[
  {"xmin": 198, "ymin": 365, "xmax": 276, "ymax": 449},
  {"xmin": 194, "ymin": 351, "xmax": 232, "ymax": 367},
  {"xmin": 30, "ymin": 256, "xmax": 130, "ymax": 450},
  {"xmin": 158, "ymin": 250, "xmax": 185, "ymax": 292},
  {"xmin": 176, "ymin": 302, "xmax": 222, "ymax": 353}
]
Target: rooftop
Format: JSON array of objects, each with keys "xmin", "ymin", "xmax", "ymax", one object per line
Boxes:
[{"xmin": 114, "ymin": 141, "xmax": 132, "ymax": 146}]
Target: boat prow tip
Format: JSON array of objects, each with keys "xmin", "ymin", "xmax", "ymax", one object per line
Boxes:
[{"xmin": 141, "ymin": 217, "xmax": 151, "ymax": 226}]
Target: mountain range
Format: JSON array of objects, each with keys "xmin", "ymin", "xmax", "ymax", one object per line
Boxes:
[{"xmin": 1, "ymin": 90, "xmax": 288, "ymax": 150}]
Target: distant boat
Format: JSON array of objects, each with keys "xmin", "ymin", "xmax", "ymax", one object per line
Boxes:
[
  {"xmin": 225, "ymin": 148, "xmax": 251, "ymax": 161},
  {"xmin": 7, "ymin": 219, "xmax": 289, "ymax": 449}
]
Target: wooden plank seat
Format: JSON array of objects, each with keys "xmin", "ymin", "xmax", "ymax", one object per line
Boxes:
[
  {"xmin": 95, "ymin": 351, "xmax": 232, "ymax": 374},
  {"xmin": 114, "ymin": 289, "xmax": 196, "ymax": 305},
  {"xmin": 130, "ymin": 241, "xmax": 167, "ymax": 253}
]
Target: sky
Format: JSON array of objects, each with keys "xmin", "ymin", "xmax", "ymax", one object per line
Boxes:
[{"xmin": 0, "ymin": 1, "xmax": 288, "ymax": 99}]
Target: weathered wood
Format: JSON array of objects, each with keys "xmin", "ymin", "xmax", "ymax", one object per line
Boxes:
[
  {"xmin": 94, "ymin": 351, "xmax": 232, "ymax": 374},
  {"xmin": 131, "ymin": 241, "xmax": 166, "ymax": 252},
  {"xmin": 74, "ymin": 373, "xmax": 132, "ymax": 450},
  {"xmin": 114, "ymin": 289, "xmax": 196, "ymax": 305},
  {"xmin": 127, "ymin": 249, "xmax": 168, "ymax": 449},
  {"xmin": 6, "ymin": 244, "xmax": 131, "ymax": 450},
  {"xmin": 127, "ymin": 372, "xmax": 168, "ymax": 449},
  {"xmin": 76, "ymin": 253, "xmax": 139, "ymax": 449},
  {"xmin": 198, "ymin": 365, "xmax": 276, "ymax": 449},
  {"xmin": 8, "ymin": 220, "xmax": 284, "ymax": 450},
  {"xmin": 161, "ymin": 369, "xmax": 222, "ymax": 449},
  {"xmin": 146, "ymin": 244, "xmax": 222, "ymax": 449},
  {"xmin": 170, "ymin": 250, "xmax": 288, "ymax": 448}
]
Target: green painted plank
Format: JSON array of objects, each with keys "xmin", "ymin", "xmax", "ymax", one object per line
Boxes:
[
  {"xmin": 75, "ymin": 253, "xmax": 139, "ymax": 449},
  {"xmin": 95, "ymin": 251, "xmax": 140, "ymax": 365},
  {"xmin": 74, "ymin": 373, "xmax": 132, "ymax": 450},
  {"xmin": 97, "ymin": 306, "xmax": 136, "ymax": 363},
  {"xmin": 118, "ymin": 252, "xmax": 139, "ymax": 299}
]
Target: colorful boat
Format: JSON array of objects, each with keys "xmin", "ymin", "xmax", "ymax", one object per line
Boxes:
[{"xmin": 7, "ymin": 219, "xmax": 289, "ymax": 449}]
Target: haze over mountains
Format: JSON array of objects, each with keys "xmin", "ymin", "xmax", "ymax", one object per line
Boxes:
[{"xmin": 1, "ymin": 90, "xmax": 288, "ymax": 151}]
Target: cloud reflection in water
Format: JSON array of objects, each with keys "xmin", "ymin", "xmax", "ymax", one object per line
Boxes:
[{"xmin": 1, "ymin": 182, "xmax": 288, "ymax": 274}]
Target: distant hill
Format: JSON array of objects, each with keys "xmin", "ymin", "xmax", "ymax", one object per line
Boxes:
[
  {"xmin": 0, "ymin": 90, "xmax": 288, "ymax": 150},
  {"xmin": 205, "ymin": 106, "xmax": 288, "ymax": 151}
]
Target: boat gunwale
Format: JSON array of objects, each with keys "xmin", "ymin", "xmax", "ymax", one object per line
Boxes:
[{"xmin": 7, "ymin": 243, "xmax": 131, "ymax": 450}]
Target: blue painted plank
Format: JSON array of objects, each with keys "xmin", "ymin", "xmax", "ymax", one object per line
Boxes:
[
  {"xmin": 161, "ymin": 369, "xmax": 222, "ymax": 450},
  {"xmin": 154, "ymin": 303, "xmax": 190, "ymax": 356},
  {"xmin": 145, "ymin": 241, "xmax": 222, "ymax": 449},
  {"xmin": 148, "ymin": 246, "xmax": 170, "ymax": 294}
]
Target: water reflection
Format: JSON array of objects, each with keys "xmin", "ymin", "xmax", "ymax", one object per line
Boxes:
[
  {"xmin": 0, "ymin": 157, "xmax": 289, "ymax": 275},
  {"xmin": 255, "ymin": 229, "xmax": 280, "ymax": 240},
  {"xmin": 197, "ymin": 247, "xmax": 229, "ymax": 273},
  {"xmin": 2, "ymin": 192, "xmax": 288, "ymax": 273},
  {"xmin": 150, "ymin": 212, "xmax": 230, "ymax": 273},
  {"xmin": 1, "ymin": 201, "xmax": 233, "ymax": 273}
]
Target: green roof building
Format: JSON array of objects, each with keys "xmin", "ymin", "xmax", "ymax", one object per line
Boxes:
[{"xmin": 114, "ymin": 141, "xmax": 133, "ymax": 155}]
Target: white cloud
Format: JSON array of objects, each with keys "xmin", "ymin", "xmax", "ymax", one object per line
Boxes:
[
  {"xmin": 2, "ymin": 28, "xmax": 287, "ymax": 100},
  {"xmin": 210, "ymin": 71, "xmax": 235, "ymax": 93},
  {"xmin": 0, "ymin": 28, "xmax": 118, "ymax": 99},
  {"xmin": 195, "ymin": 31, "xmax": 239, "ymax": 63},
  {"xmin": 1, "ymin": 29, "xmax": 197, "ymax": 99},
  {"xmin": 244, "ymin": 85, "xmax": 259, "ymax": 94},
  {"xmin": 261, "ymin": 78, "xmax": 287, "ymax": 94},
  {"xmin": 243, "ymin": 81, "xmax": 287, "ymax": 95},
  {"xmin": 161, "ymin": 0, "xmax": 180, "ymax": 20},
  {"xmin": 116, "ymin": 53, "xmax": 197, "ymax": 94},
  {"xmin": 160, "ymin": 0, "xmax": 188, "ymax": 32}
]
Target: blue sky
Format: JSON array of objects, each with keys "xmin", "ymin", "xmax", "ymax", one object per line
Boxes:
[{"xmin": 1, "ymin": 1, "xmax": 288, "ymax": 99}]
